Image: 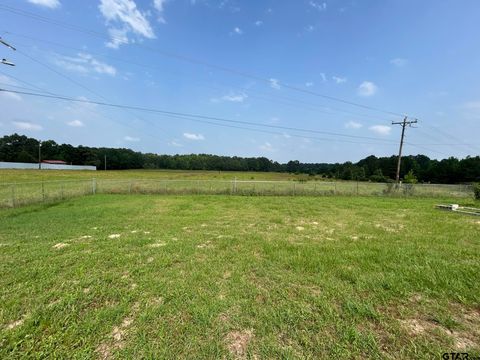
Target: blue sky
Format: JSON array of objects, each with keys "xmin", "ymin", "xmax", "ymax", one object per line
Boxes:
[{"xmin": 0, "ymin": 0, "xmax": 479, "ymax": 163}]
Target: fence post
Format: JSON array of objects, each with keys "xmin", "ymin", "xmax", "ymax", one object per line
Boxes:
[
  {"xmin": 92, "ymin": 178, "xmax": 96, "ymax": 195},
  {"xmin": 356, "ymin": 181, "xmax": 359, "ymax": 195},
  {"xmin": 41, "ymin": 182, "xmax": 45, "ymax": 202},
  {"xmin": 11, "ymin": 184, "xmax": 16, "ymax": 208},
  {"xmin": 129, "ymin": 180, "xmax": 132, "ymax": 194},
  {"xmin": 233, "ymin": 177, "xmax": 237, "ymax": 194},
  {"xmin": 61, "ymin": 182, "xmax": 64, "ymax": 200},
  {"xmin": 293, "ymin": 182, "xmax": 296, "ymax": 196},
  {"xmin": 334, "ymin": 181, "xmax": 337, "ymax": 195}
]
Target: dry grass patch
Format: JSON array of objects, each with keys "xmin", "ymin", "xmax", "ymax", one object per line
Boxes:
[{"xmin": 225, "ymin": 329, "xmax": 254, "ymax": 359}]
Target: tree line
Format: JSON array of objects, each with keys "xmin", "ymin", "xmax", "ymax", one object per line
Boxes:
[{"xmin": 1, "ymin": 133, "xmax": 479, "ymax": 184}]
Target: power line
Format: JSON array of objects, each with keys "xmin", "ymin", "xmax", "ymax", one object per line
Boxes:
[
  {"xmin": 0, "ymin": 87, "xmax": 404, "ymax": 145},
  {"xmin": 3, "ymin": 31, "xmax": 402, "ymax": 125},
  {"xmin": 0, "ymin": 82, "xmax": 465, "ymax": 154},
  {"xmin": 0, "ymin": 71, "xmax": 174, "ymax": 146},
  {"xmin": 0, "ymin": 3, "xmax": 409, "ymax": 118},
  {"xmin": 11, "ymin": 48, "xmax": 178, "ymax": 145},
  {"xmin": 426, "ymin": 124, "xmax": 480, "ymax": 154}
]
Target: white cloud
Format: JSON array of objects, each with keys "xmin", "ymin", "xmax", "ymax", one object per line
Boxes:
[
  {"xmin": 183, "ymin": 133, "xmax": 205, "ymax": 141},
  {"xmin": 168, "ymin": 140, "xmax": 183, "ymax": 147},
  {"xmin": 0, "ymin": 91, "xmax": 22, "ymax": 101},
  {"xmin": 345, "ymin": 121, "xmax": 362, "ymax": 129},
  {"xmin": 105, "ymin": 27, "xmax": 130, "ymax": 49},
  {"xmin": 255, "ymin": 20, "xmax": 263, "ymax": 26},
  {"xmin": 233, "ymin": 27, "xmax": 243, "ymax": 35},
  {"xmin": 269, "ymin": 78, "xmax": 281, "ymax": 90},
  {"xmin": 53, "ymin": 53, "xmax": 117, "ymax": 76},
  {"xmin": 309, "ymin": 1, "xmax": 327, "ymax": 11},
  {"xmin": 153, "ymin": 0, "xmax": 168, "ymax": 23},
  {"xmin": 332, "ymin": 76, "xmax": 347, "ymax": 84},
  {"xmin": 259, "ymin": 142, "xmax": 275, "ymax": 152},
  {"xmin": 320, "ymin": 73, "xmax": 327, "ymax": 82},
  {"xmin": 67, "ymin": 119, "xmax": 84, "ymax": 127},
  {"xmin": 462, "ymin": 101, "xmax": 480, "ymax": 110},
  {"xmin": 0, "ymin": 74, "xmax": 18, "ymax": 86},
  {"xmin": 27, "ymin": 0, "xmax": 60, "ymax": 9},
  {"xmin": 369, "ymin": 125, "xmax": 391, "ymax": 136},
  {"xmin": 99, "ymin": 0, "xmax": 155, "ymax": 49},
  {"xmin": 153, "ymin": 0, "xmax": 166, "ymax": 11},
  {"xmin": 124, "ymin": 135, "xmax": 140, "ymax": 141},
  {"xmin": 390, "ymin": 58, "xmax": 408, "ymax": 67},
  {"xmin": 358, "ymin": 81, "xmax": 378, "ymax": 97},
  {"xmin": 305, "ymin": 82, "xmax": 314, "ymax": 87},
  {"xmin": 212, "ymin": 92, "xmax": 248, "ymax": 103},
  {"xmin": 13, "ymin": 121, "xmax": 43, "ymax": 131},
  {"xmin": 306, "ymin": 25, "xmax": 315, "ymax": 32},
  {"xmin": 462, "ymin": 101, "xmax": 480, "ymax": 119}
]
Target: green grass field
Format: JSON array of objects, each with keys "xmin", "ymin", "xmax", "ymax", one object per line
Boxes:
[
  {"xmin": 0, "ymin": 169, "xmax": 319, "ymax": 183},
  {"xmin": 1, "ymin": 194, "xmax": 479, "ymax": 359}
]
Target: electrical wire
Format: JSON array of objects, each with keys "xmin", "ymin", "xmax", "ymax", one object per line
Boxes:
[{"xmin": 0, "ymin": 3, "xmax": 408, "ymax": 118}]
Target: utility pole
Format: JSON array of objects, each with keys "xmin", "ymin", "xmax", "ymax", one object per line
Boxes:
[
  {"xmin": 104, "ymin": 154, "xmax": 107, "ymax": 171},
  {"xmin": 392, "ymin": 117, "xmax": 417, "ymax": 183},
  {"xmin": 38, "ymin": 141, "xmax": 42, "ymax": 170},
  {"xmin": 0, "ymin": 36, "xmax": 16, "ymax": 67}
]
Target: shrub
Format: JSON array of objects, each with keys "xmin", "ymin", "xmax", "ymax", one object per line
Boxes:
[
  {"xmin": 403, "ymin": 170, "xmax": 418, "ymax": 184},
  {"xmin": 474, "ymin": 183, "xmax": 480, "ymax": 200}
]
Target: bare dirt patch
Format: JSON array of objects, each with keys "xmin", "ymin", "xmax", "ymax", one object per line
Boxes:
[
  {"xmin": 108, "ymin": 234, "xmax": 121, "ymax": 239},
  {"xmin": 401, "ymin": 319, "xmax": 427, "ymax": 335},
  {"xmin": 295, "ymin": 226, "xmax": 305, "ymax": 231},
  {"xmin": 197, "ymin": 241, "xmax": 213, "ymax": 249},
  {"xmin": 52, "ymin": 242, "xmax": 69, "ymax": 249},
  {"xmin": 147, "ymin": 297, "xmax": 164, "ymax": 307},
  {"xmin": 225, "ymin": 329, "xmax": 254, "ymax": 359},
  {"xmin": 95, "ymin": 304, "xmax": 139, "ymax": 360},
  {"xmin": 401, "ymin": 316, "xmax": 478, "ymax": 351},
  {"xmin": 6, "ymin": 318, "xmax": 24, "ymax": 330}
]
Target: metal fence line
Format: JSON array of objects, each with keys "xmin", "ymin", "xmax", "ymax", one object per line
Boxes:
[{"xmin": 0, "ymin": 178, "xmax": 474, "ymax": 209}]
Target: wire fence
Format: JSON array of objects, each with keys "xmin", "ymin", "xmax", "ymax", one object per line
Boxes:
[{"xmin": 0, "ymin": 178, "xmax": 474, "ymax": 209}]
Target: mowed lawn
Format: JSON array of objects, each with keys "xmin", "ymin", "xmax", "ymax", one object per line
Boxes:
[{"xmin": 0, "ymin": 195, "xmax": 479, "ymax": 359}]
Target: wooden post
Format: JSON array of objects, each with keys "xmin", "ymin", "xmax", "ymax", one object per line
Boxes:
[{"xmin": 11, "ymin": 184, "xmax": 16, "ymax": 208}]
